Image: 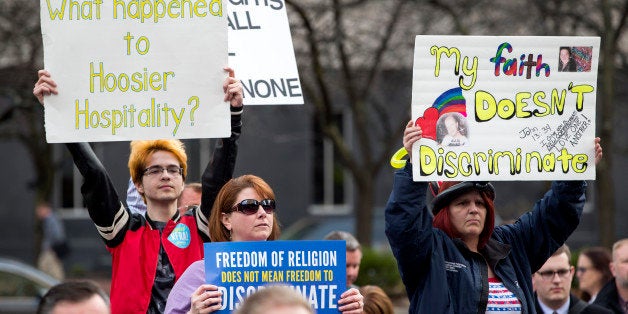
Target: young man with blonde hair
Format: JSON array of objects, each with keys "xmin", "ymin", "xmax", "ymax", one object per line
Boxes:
[{"xmin": 34, "ymin": 68, "xmax": 244, "ymax": 313}]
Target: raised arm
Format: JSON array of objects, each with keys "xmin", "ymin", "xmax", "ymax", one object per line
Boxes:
[
  {"xmin": 198, "ymin": 68, "xmax": 243, "ymax": 234},
  {"xmin": 385, "ymin": 120, "xmax": 434, "ymax": 294},
  {"xmin": 34, "ymin": 71, "xmax": 128, "ymax": 247},
  {"xmin": 495, "ymin": 137, "xmax": 603, "ymax": 271},
  {"xmin": 65, "ymin": 143, "xmax": 128, "ymax": 247}
]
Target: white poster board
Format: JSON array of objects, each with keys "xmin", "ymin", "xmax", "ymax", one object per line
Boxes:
[
  {"xmin": 227, "ymin": 0, "xmax": 303, "ymax": 105},
  {"xmin": 41, "ymin": 0, "xmax": 229, "ymax": 142},
  {"xmin": 411, "ymin": 36, "xmax": 599, "ymax": 181}
]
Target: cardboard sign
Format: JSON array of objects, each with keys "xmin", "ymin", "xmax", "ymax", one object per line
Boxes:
[
  {"xmin": 204, "ymin": 240, "xmax": 346, "ymax": 313},
  {"xmin": 40, "ymin": 0, "xmax": 229, "ymax": 142},
  {"xmin": 411, "ymin": 36, "xmax": 599, "ymax": 181},
  {"xmin": 227, "ymin": 0, "xmax": 303, "ymax": 105}
]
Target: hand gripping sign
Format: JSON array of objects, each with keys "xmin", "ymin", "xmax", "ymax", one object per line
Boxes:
[
  {"xmin": 204, "ymin": 240, "xmax": 346, "ymax": 313},
  {"xmin": 392, "ymin": 36, "xmax": 599, "ymax": 181},
  {"xmin": 40, "ymin": 0, "xmax": 228, "ymax": 142}
]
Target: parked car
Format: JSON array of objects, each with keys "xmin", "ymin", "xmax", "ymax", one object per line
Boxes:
[
  {"xmin": 280, "ymin": 210, "xmax": 503, "ymax": 251},
  {"xmin": 0, "ymin": 257, "xmax": 59, "ymax": 314},
  {"xmin": 280, "ymin": 212, "xmax": 390, "ymax": 251}
]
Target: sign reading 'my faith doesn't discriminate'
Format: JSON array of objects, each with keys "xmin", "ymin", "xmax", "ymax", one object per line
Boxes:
[
  {"xmin": 410, "ymin": 36, "xmax": 599, "ymax": 181},
  {"xmin": 40, "ymin": 0, "xmax": 228, "ymax": 142}
]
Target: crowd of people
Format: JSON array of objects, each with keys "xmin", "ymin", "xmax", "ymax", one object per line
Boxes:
[
  {"xmin": 33, "ymin": 67, "xmax": 625, "ymax": 314},
  {"xmin": 33, "ymin": 69, "xmax": 376, "ymax": 314}
]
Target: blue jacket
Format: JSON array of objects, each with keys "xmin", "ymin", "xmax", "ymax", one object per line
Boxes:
[{"xmin": 385, "ymin": 163, "xmax": 586, "ymax": 314}]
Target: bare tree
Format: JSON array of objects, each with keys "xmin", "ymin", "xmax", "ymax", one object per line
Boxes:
[
  {"xmin": 286, "ymin": 0, "xmax": 412, "ymax": 245},
  {"xmin": 284, "ymin": 0, "xmax": 486, "ymax": 245},
  {"xmin": 432, "ymin": 0, "xmax": 628, "ymax": 248},
  {"xmin": 2, "ymin": 0, "xmax": 624, "ymax": 251},
  {"xmin": 527, "ymin": 0, "xmax": 628, "ymax": 247},
  {"xmin": 595, "ymin": 0, "xmax": 627, "ymax": 248},
  {"xmin": 287, "ymin": 0, "xmax": 626, "ymax": 247}
]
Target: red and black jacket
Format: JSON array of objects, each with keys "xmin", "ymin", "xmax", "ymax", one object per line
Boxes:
[{"xmin": 65, "ymin": 106, "xmax": 241, "ymax": 313}]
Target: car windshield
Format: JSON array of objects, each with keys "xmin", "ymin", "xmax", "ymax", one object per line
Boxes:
[{"xmin": 280, "ymin": 214, "xmax": 389, "ymax": 250}]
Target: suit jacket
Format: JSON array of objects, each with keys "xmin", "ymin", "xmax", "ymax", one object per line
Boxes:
[
  {"xmin": 593, "ymin": 279, "xmax": 626, "ymax": 314},
  {"xmin": 534, "ymin": 293, "xmax": 613, "ymax": 314}
]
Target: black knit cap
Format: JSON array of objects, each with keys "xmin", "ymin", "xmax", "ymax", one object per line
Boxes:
[{"xmin": 430, "ymin": 181, "xmax": 495, "ymax": 215}]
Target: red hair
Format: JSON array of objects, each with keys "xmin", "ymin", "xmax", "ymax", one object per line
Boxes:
[{"xmin": 432, "ymin": 191, "xmax": 495, "ymax": 249}]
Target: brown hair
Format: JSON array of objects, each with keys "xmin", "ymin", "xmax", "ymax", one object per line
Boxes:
[
  {"xmin": 578, "ymin": 246, "xmax": 612, "ymax": 301},
  {"xmin": 553, "ymin": 244, "xmax": 572, "ymax": 260},
  {"xmin": 209, "ymin": 175, "xmax": 281, "ymax": 242},
  {"xmin": 37, "ymin": 280, "xmax": 109, "ymax": 314},
  {"xmin": 360, "ymin": 285, "xmax": 394, "ymax": 314}
]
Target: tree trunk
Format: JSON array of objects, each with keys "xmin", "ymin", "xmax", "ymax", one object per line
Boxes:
[
  {"xmin": 354, "ymin": 175, "xmax": 374, "ymax": 247},
  {"xmin": 597, "ymin": 24, "xmax": 617, "ymax": 248}
]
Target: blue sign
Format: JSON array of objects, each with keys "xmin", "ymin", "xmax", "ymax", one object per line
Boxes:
[{"xmin": 204, "ymin": 240, "xmax": 346, "ymax": 313}]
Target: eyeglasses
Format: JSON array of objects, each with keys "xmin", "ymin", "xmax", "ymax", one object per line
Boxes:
[
  {"xmin": 143, "ymin": 165, "xmax": 183, "ymax": 177},
  {"xmin": 231, "ymin": 199, "xmax": 276, "ymax": 215},
  {"xmin": 537, "ymin": 269, "xmax": 571, "ymax": 280},
  {"xmin": 576, "ymin": 267, "xmax": 590, "ymax": 274}
]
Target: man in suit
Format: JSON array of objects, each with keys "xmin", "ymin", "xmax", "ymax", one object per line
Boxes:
[{"xmin": 533, "ymin": 244, "xmax": 612, "ymax": 314}]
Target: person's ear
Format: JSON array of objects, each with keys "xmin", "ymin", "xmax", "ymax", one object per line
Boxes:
[
  {"xmin": 221, "ymin": 213, "xmax": 232, "ymax": 231},
  {"xmin": 569, "ymin": 265, "xmax": 575, "ymax": 280},
  {"xmin": 135, "ymin": 182, "xmax": 144, "ymax": 195}
]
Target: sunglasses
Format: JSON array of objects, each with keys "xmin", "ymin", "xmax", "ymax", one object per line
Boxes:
[{"xmin": 231, "ymin": 199, "xmax": 276, "ymax": 215}]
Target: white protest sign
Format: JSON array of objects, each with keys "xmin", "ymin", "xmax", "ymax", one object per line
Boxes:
[
  {"xmin": 227, "ymin": 0, "xmax": 303, "ymax": 105},
  {"xmin": 410, "ymin": 36, "xmax": 599, "ymax": 181},
  {"xmin": 41, "ymin": 0, "xmax": 229, "ymax": 142}
]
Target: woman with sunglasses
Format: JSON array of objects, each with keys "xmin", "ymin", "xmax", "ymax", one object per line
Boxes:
[
  {"xmin": 165, "ymin": 174, "xmax": 364, "ymax": 314},
  {"xmin": 385, "ymin": 121, "xmax": 603, "ymax": 314}
]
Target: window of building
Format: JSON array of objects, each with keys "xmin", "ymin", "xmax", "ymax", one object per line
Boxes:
[{"xmin": 312, "ymin": 112, "xmax": 353, "ymax": 206}]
